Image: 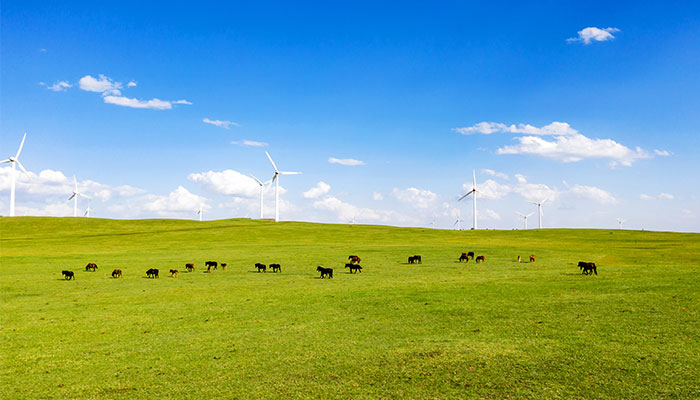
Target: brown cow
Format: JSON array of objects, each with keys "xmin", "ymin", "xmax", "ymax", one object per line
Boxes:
[
  {"xmin": 170, "ymin": 269, "xmax": 179, "ymax": 277},
  {"xmin": 348, "ymin": 255, "xmax": 361, "ymax": 264},
  {"xmin": 85, "ymin": 263, "xmax": 98, "ymax": 271},
  {"xmin": 112, "ymin": 269, "xmax": 122, "ymax": 278},
  {"xmin": 459, "ymin": 253, "xmax": 469, "ymax": 262},
  {"xmin": 529, "ymin": 255, "xmax": 536, "ymax": 263},
  {"xmin": 220, "ymin": 263, "xmax": 227, "ymax": 270},
  {"xmin": 185, "ymin": 263, "xmax": 195, "ymax": 272},
  {"xmin": 475, "ymin": 255, "xmax": 485, "ymax": 263}
]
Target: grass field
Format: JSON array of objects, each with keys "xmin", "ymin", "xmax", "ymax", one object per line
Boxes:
[{"xmin": 1, "ymin": 217, "xmax": 699, "ymax": 399}]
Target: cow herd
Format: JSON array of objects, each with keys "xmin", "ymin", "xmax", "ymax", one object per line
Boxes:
[{"xmin": 60, "ymin": 253, "xmax": 599, "ymax": 280}]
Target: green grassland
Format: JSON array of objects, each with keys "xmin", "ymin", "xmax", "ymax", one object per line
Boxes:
[{"xmin": 1, "ymin": 217, "xmax": 699, "ymax": 399}]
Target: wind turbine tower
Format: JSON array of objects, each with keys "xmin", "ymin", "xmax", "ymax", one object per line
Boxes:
[
  {"xmin": 1, "ymin": 133, "xmax": 30, "ymax": 217},
  {"xmin": 265, "ymin": 152, "xmax": 301, "ymax": 222},
  {"xmin": 516, "ymin": 212, "xmax": 534, "ymax": 229},
  {"xmin": 459, "ymin": 170, "xmax": 479, "ymax": 230},
  {"xmin": 617, "ymin": 218, "xmax": 625, "ymax": 229},
  {"xmin": 251, "ymin": 174, "xmax": 271, "ymax": 219}
]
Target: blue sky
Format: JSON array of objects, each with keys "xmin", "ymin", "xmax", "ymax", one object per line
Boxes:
[{"xmin": 2, "ymin": 1, "xmax": 699, "ymax": 231}]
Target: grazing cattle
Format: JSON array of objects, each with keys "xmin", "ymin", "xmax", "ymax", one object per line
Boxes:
[
  {"xmin": 146, "ymin": 268, "xmax": 159, "ymax": 278},
  {"xmin": 205, "ymin": 261, "xmax": 218, "ymax": 270},
  {"xmin": 85, "ymin": 263, "xmax": 98, "ymax": 272},
  {"xmin": 255, "ymin": 263, "xmax": 267, "ymax": 273},
  {"xmin": 62, "ymin": 270, "xmax": 75, "ymax": 280},
  {"xmin": 475, "ymin": 255, "xmax": 485, "ymax": 263},
  {"xmin": 408, "ymin": 256, "xmax": 416, "ymax": 264},
  {"xmin": 185, "ymin": 263, "xmax": 195, "ymax": 272},
  {"xmin": 317, "ymin": 266, "xmax": 333, "ymax": 279},
  {"xmin": 413, "ymin": 255, "xmax": 422, "ymax": 264},
  {"xmin": 345, "ymin": 263, "xmax": 363, "ymax": 273},
  {"xmin": 517, "ymin": 255, "xmax": 522, "ymax": 263},
  {"xmin": 459, "ymin": 253, "xmax": 469, "ymax": 262},
  {"xmin": 348, "ymin": 255, "xmax": 361, "ymax": 264},
  {"xmin": 112, "ymin": 269, "xmax": 122, "ymax": 278},
  {"xmin": 170, "ymin": 269, "xmax": 179, "ymax": 277},
  {"xmin": 270, "ymin": 264, "xmax": 281, "ymax": 273},
  {"xmin": 578, "ymin": 262, "xmax": 597, "ymax": 275},
  {"xmin": 220, "ymin": 263, "xmax": 227, "ymax": 270},
  {"xmin": 467, "ymin": 251, "xmax": 475, "ymax": 260},
  {"xmin": 530, "ymin": 255, "xmax": 536, "ymax": 263}
]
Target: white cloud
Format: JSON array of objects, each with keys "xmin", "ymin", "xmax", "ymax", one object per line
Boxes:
[
  {"xmin": 103, "ymin": 96, "xmax": 174, "ymax": 110},
  {"xmin": 312, "ymin": 195, "xmax": 410, "ymax": 224},
  {"xmin": 328, "ymin": 157, "xmax": 366, "ymax": 166},
  {"xmin": 640, "ymin": 194, "xmax": 654, "ymax": 201},
  {"xmin": 372, "ymin": 192, "xmax": 384, "ymax": 201},
  {"xmin": 231, "ymin": 139, "xmax": 268, "ymax": 147},
  {"xmin": 481, "ymin": 209, "xmax": 501, "ymax": 221},
  {"xmin": 496, "ymin": 133, "xmax": 649, "ymax": 166},
  {"xmin": 658, "ymin": 192, "xmax": 675, "ymax": 200},
  {"xmin": 127, "ymin": 81, "xmax": 137, "ymax": 87},
  {"xmin": 188, "ymin": 170, "xmax": 261, "ymax": 198},
  {"xmin": 143, "ymin": 186, "xmax": 209, "ymax": 216},
  {"xmin": 482, "ymin": 169, "xmax": 509, "ymax": 180},
  {"xmin": 79, "ymin": 74, "xmax": 122, "ymax": 95},
  {"xmin": 454, "ymin": 121, "xmax": 577, "ymax": 136},
  {"xmin": 41, "ymin": 81, "xmax": 72, "ymax": 92},
  {"xmin": 567, "ymin": 27, "xmax": 620, "ymax": 44},
  {"xmin": 654, "ymin": 149, "xmax": 672, "ymax": 156},
  {"xmin": 392, "ymin": 187, "xmax": 438, "ymax": 209},
  {"xmin": 303, "ymin": 181, "xmax": 331, "ymax": 199},
  {"xmin": 203, "ymin": 118, "xmax": 239, "ymax": 129},
  {"xmin": 641, "ymin": 192, "xmax": 674, "ymax": 201},
  {"xmin": 514, "ymin": 174, "xmax": 527, "ymax": 184},
  {"xmin": 172, "ymin": 100, "xmax": 192, "ymax": 105},
  {"xmin": 568, "ymin": 184, "xmax": 618, "ymax": 204}
]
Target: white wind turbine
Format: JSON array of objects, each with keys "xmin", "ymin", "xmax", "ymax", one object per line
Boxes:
[
  {"xmin": 251, "ymin": 174, "xmax": 272, "ymax": 219},
  {"xmin": 196, "ymin": 206, "xmax": 204, "ymax": 221},
  {"xmin": 265, "ymin": 151, "xmax": 301, "ymax": 222},
  {"xmin": 529, "ymin": 198, "xmax": 548, "ymax": 229},
  {"xmin": 1, "ymin": 133, "xmax": 30, "ymax": 217},
  {"xmin": 68, "ymin": 176, "xmax": 91, "ymax": 217},
  {"xmin": 453, "ymin": 211, "xmax": 464, "ymax": 230},
  {"xmin": 617, "ymin": 218, "xmax": 625, "ymax": 229},
  {"xmin": 516, "ymin": 212, "xmax": 534, "ymax": 229},
  {"xmin": 84, "ymin": 199, "xmax": 94, "ymax": 218},
  {"xmin": 458, "ymin": 170, "xmax": 480, "ymax": 230}
]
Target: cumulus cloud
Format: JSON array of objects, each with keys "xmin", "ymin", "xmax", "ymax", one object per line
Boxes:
[
  {"xmin": 482, "ymin": 169, "xmax": 509, "ymax": 180},
  {"xmin": 313, "ymin": 196, "xmax": 410, "ymax": 224},
  {"xmin": 172, "ymin": 100, "xmax": 192, "ymax": 105},
  {"xmin": 497, "ymin": 132, "xmax": 649, "ymax": 166},
  {"xmin": 328, "ymin": 157, "xmax": 366, "ymax": 166},
  {"xmin": 654, "ymin": 149, "xmax": 672, "ymax": 156},
  {"xmin": 188, "ymin": 169, "xmax": 262, "ymax": 198},
  {"xmin": 40, "ymin": 81, "xmax": 72, "ymax": 92},
  {"xmin": 203, "ymin": 118, "xmax": 239, "ymax": 128},
  {"xmin": 454, "ymin": 121, "xmax": 577, "ymax": 136},
  {"xmin": 127, "ymin": 81, "xmax": 137, "ymax": 87},
  {"xmin": 231, "ymin": 139, "xmax": 268, "ymax": 147},
  {"xmin": 567, "ymin": 27, "xmax": 620, "ymax": 44},
  {"xmin": 372, "ymin": 192, "xmax": 384, "ymax": 201},
  {"xmin": 303, "ymin": 181, "xmax": 331, "ymax": 199},
  {"xmin": 103, "ymin": 96, "xmax": 173, "ymax": 110},
  {"xmin": 568, "ymin": 184, "xmax": 618, "ymax": 204},
  {"xmin": 392, "ymin": 187, "xmax": 438, "ymax": 209},
  {"xmin": 658, "ymin": 193, "xmax": 675, "ymax": 200},
  {"xmin": 79, "ymin": 74, "xmax": 122, "ymax": 95},
  {"xmin": 514, "ymin": 174, "xmax": 527, "ymax": 184},
  {"xmin": 143, "ymin": 186, "xmax": 209, "ymax": 216}
]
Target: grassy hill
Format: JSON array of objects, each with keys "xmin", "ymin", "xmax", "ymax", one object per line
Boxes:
[{"xmin": 1, "ymin": 217, "xmax": 699, "ymax": 399}]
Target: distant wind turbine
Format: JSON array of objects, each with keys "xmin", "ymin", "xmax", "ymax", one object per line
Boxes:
[
  {"xmin": 453, "ymin": 211, "xmax": 464, "ymax": 230},
  {"xmin": 617, "ymin": 218, "xmax": 625, "ymax": 229},
  {"xmin": 1, "ymin": 133, "xmax": 30, "ymax": 217},
  {"xmin": 516, "ymin": 211, "xmax": 534, "ymax": 229},
  {"xmin": 251, "ymin": 174, "xmax": 272, "ymax": 219},
  {"xmin": 84, "ymin": 199, "xmax": 94, "ymax": 218},
  {"xmin": 529, "ymin": 198, "xmax": 548, "ymax": 229},
  {"xmin": 265, "ymin": 152, "xmax": 301, "ymax": 222},
  {"xmin": 459, "ymin": 170, "xmax": 480, "ymax": 230},
  {"xmin": 196, "ymin": 205, "xmax": 206, "ymax": 221},
  {"xmin": 68, "ymin": 176, "xmax": 91, "ymax": 217}
]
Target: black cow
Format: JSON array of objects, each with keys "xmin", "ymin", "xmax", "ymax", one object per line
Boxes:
[
  {"xmin": 413, "ymin": 255, "xmax": 422, "ymax": 264},
  {"xmin": 205, "ymin": 261, "xmax": 218, "ymax": 270},
  {"xmin": 112, "ymin": 269, "xmax": 122, "ymax": 278},
  {"xmin": 459, "ymin": 253, "xmax": 469, "ymax": 262},
  {"xmin": 255, "ymin": 263, "xmax": 267, "ymax": 273},
  {"xmin": 62, "ymin": 270, "xmax": 75, "ymax": 280},
  {"xmin": 220, "ymin": 263, "xmax": 227, "ymax": 270},
  {"xmin": 408, "ymin": 256, "xmax": 416, "ymax": 264},
  {"xmin": 345, "ymin": 263, "xmax": 362, "ymax": 273},
  {"xmin": 269, "ymin": 264, "xmax": 281, "ymax": 273},
  {"xmin": 317, "ymin": 266, "xmax": 333, "ymax": 278},
  {"xmin": 146, "ymin": 268, "xmax": 159, "ymax": 278},
  {"xmin": 467, "ymin": 251, "xmax": 475, "ymax": 260}
]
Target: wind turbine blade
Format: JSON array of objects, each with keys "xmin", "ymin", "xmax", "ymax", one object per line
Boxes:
[
  {"xmin": 472, "ymin": 169, "xmax": 476, "ymax": 188},
  {"xmin": 529, "ymin": 201, "xmax": 539, "ymax": 205},
  {"xmin": 15, "ymin": 133, "xmax": 27, "ymax": 159},
  {"xmin": 527, "ymin": 212, "xmax": 534, "ymax": 217},
  {"xmin": 516, "ymin": 212, "xmax": 525, "ymax": 217},
  {"xmin": 0, "ymin": 159, "xmax": 10, "ymax": 164},
  {"xmin": 68, "ymin": 193, "xmax": 76, "ymax": 200},
  {"xmin": 280, "ymin": 171, "xmax": 301, "ymax": 175},
  {"xmin": 80, "ymin": 193, "xmax": 93, "ymax": 200},
  {"xmin": 250, "ymin": 174, "xmax": 263, "ymax": 185},
  {"xmin": 15, "ymin": 160, "xmax": 30, "ymax": 177},
  {"xmin": 540, "ymin": 197, "xmax": 549, "ymax": 205},
  {"xmin": 73, "ymin": 176, "xmax": 78, "ymax": 191},
  {"xmin": 265, "ymin": 151, "xmax": 279, "ymax": 172}
]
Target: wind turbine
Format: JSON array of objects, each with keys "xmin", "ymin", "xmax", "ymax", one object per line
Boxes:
[
  {"xmin": 251, "ymin": 174, "xmax": 271, "ymax": 219},
  {"xmin": 453, "ymin": 211, "xmax": 464, "ymax": 230},
  {"xmin": 458, "ymin": 170, "xmax": 479, "ymax": 230},
  {"xmin": 265, "ymin": 152, "xmax": 301, "ymax": 222},
  {"xmin": 617, "ymin": 218, "xmax": 625, "ymax": 229},
  {"xmin": 1, "ymin": 133, "xmax": 30, "ymax": 217},
  {"xmin": 516, "ymin": 212, "xmax": 534, "ymax": 229},
  {"xmin": 196, "ymin": 206, "xmax": 204, "ymax": 221},
  {"xmin": 529, "ymin": 198, "xmax": 548, "ymax": 229},
  {"xmin": 68, "ymin": 176, "xmax": 92, "ymax": 217},
  {"xmin": 84, "ymin": 199, "xmax": 94, "ymax": 218}
]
